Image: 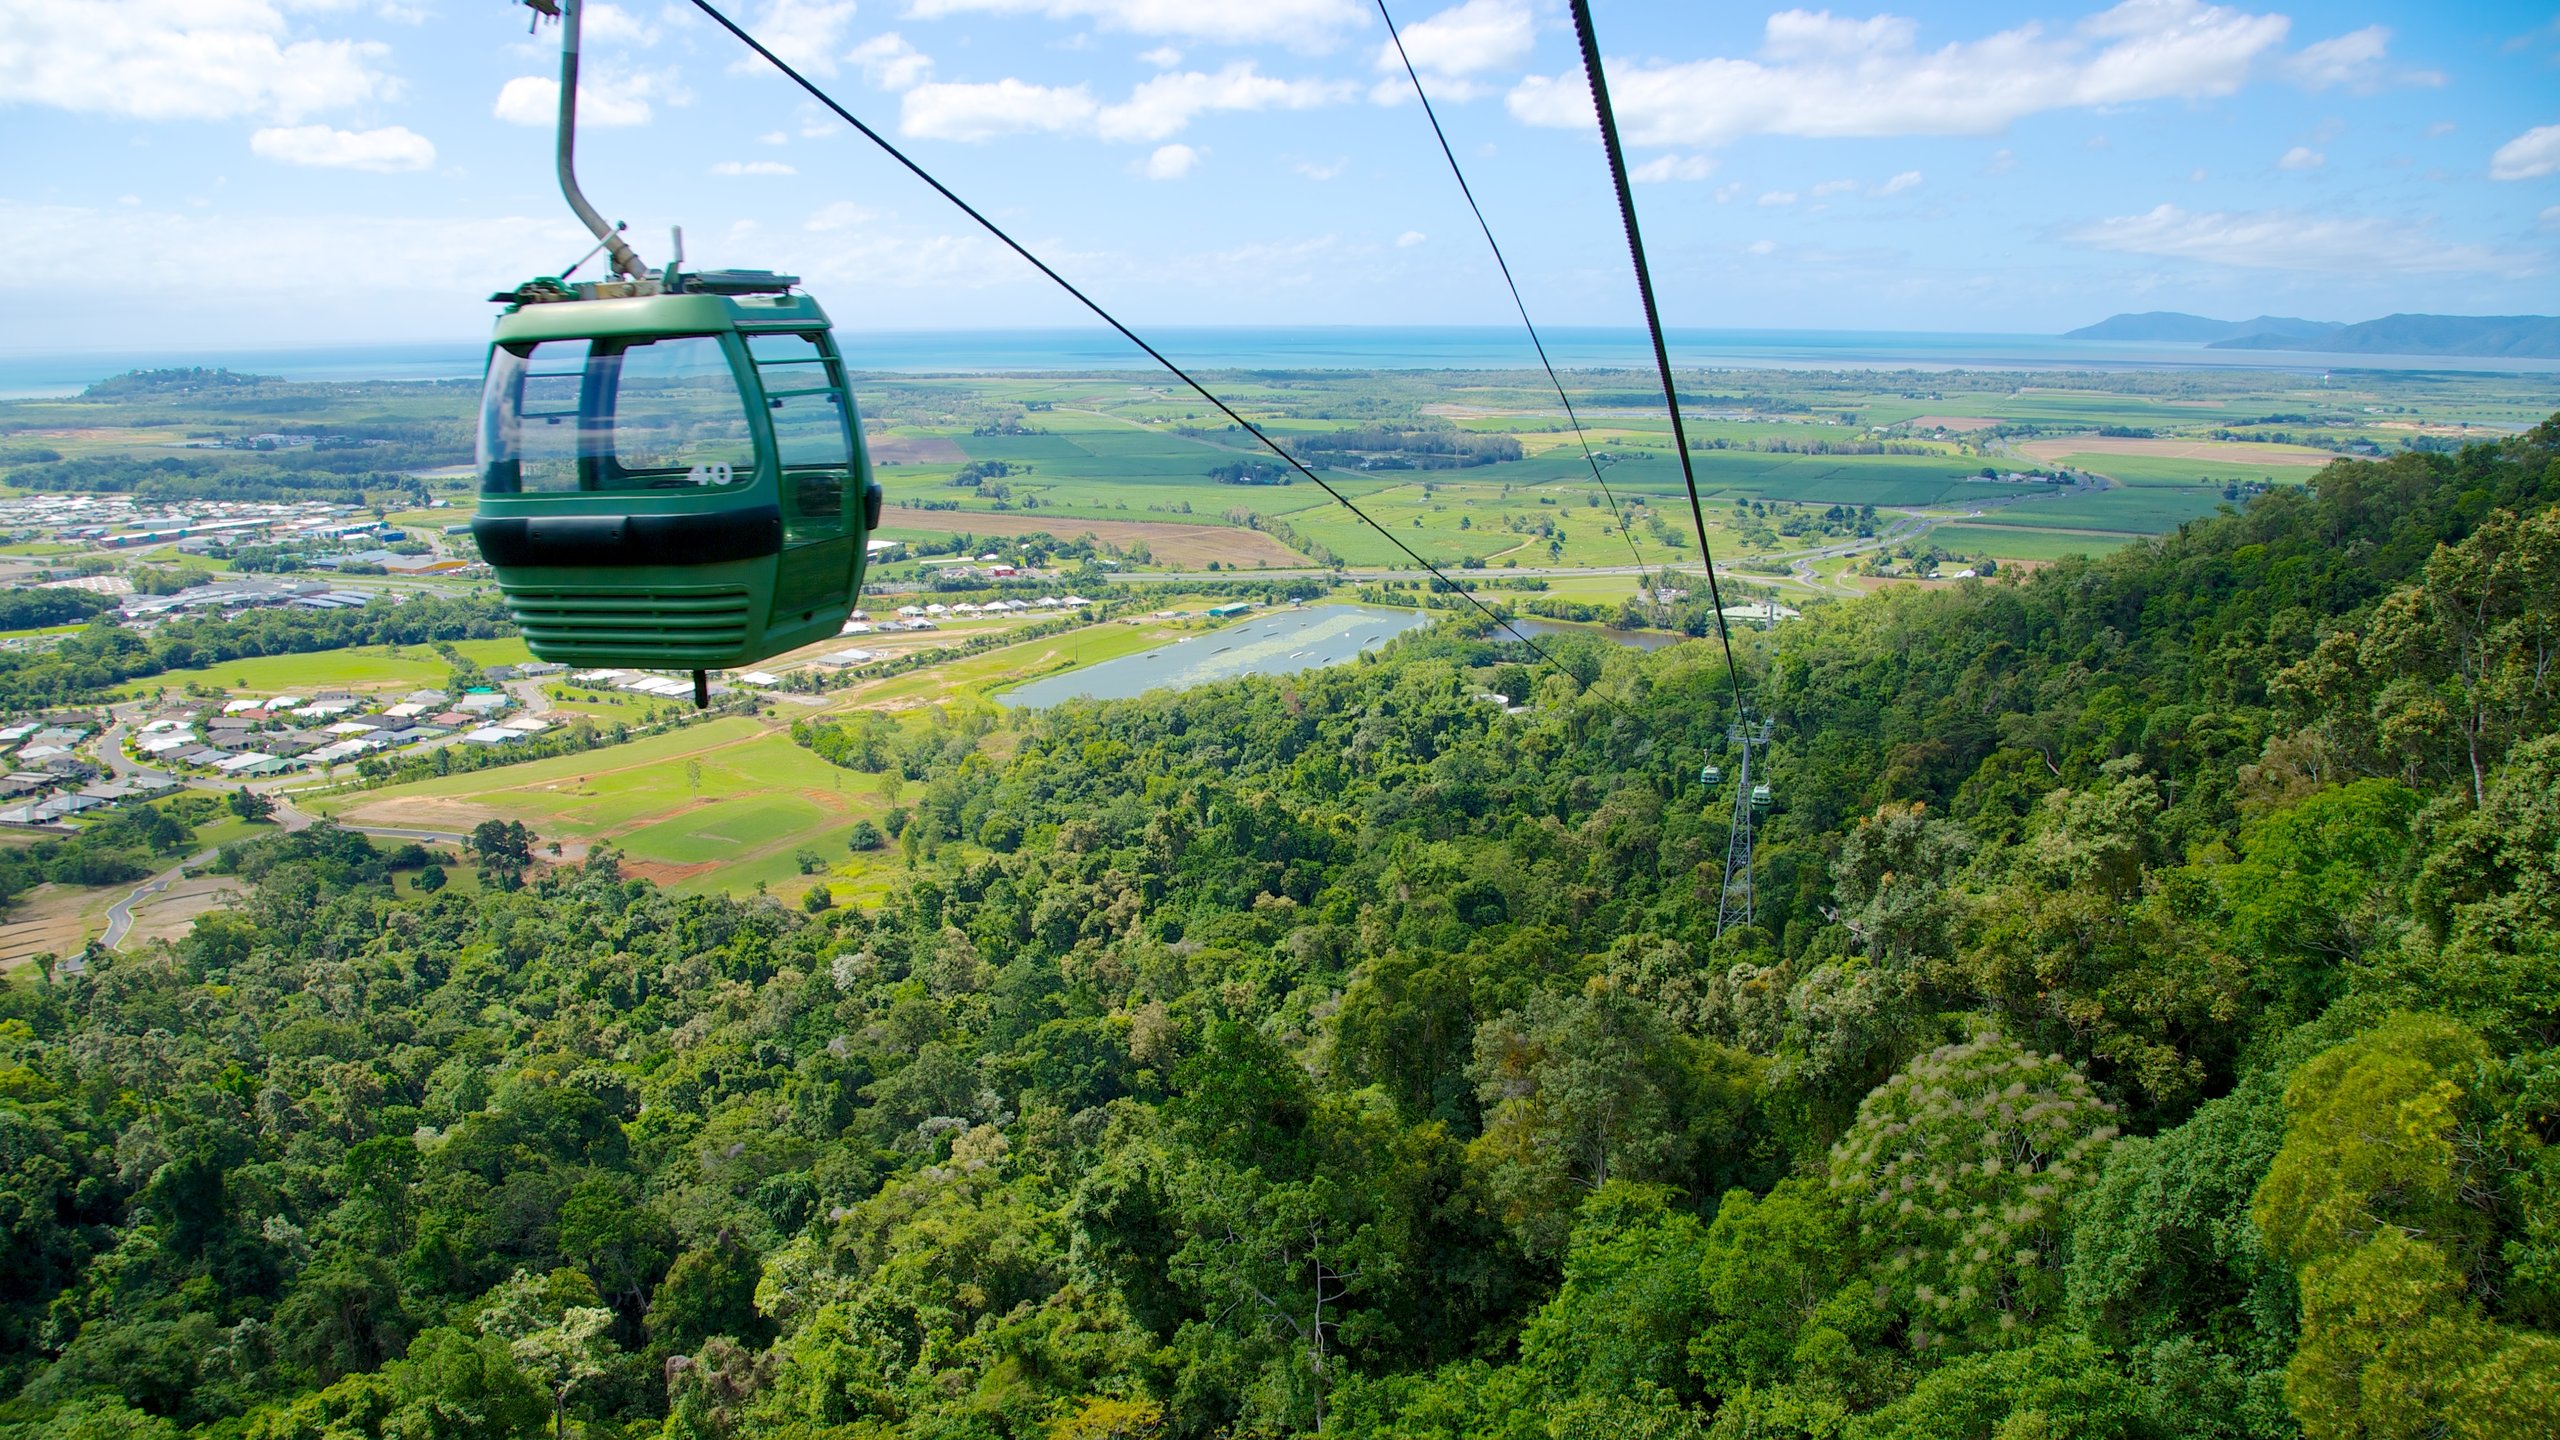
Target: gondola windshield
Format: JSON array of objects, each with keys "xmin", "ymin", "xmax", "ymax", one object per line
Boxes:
[{"xmin": 479, "ymin": 335, "xmax": 757, "ymax": 495}]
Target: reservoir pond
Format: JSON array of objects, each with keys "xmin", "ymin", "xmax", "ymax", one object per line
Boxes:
[{"xmin": 1001, "ymin": 604, "xmax": 1431, "ymax": 708}]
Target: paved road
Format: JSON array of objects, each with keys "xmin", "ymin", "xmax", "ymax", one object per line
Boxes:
[{"xmin": 102, "ymin": 846, "xmax": 215, "ymax": 949}]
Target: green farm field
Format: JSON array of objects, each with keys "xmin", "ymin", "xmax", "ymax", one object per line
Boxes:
[
  {"xmin": 2047, "ymin": 450, "xmax": 2332, "ymax": 488},
  {"xmin": 1927, "ymin": 523, "xmax": 2140, "ymax": 561},
  {"xmin": 1955, "ymin": 484, "xmax": 2239, "ymax": 534}
]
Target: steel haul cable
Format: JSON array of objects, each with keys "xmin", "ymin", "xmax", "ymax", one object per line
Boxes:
[
  {"xmin": 1372, "ymin": 0, "xmax": 1657, "ymax": 608},
  {"xmin": 1567, "ymin": 0, "xmax": 1749, "ymax": 719},
  {"xmin": 684, "ymin": 0, "xmax": 1639, "ymax": 721}
]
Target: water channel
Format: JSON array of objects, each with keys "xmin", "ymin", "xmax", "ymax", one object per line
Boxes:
[{"xmin": 999, "ymin": 604, "xmax": 1433, "ymax": 708}]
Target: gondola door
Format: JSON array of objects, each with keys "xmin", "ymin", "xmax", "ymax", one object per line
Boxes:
[{"xmin": 752, "ymin": 331, "xmax": 860, "ymax": 620}]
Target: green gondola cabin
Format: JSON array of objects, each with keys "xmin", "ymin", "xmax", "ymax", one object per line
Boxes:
[{"xmin": 471, "ymin": 275, "xmax": 882, "ymax": 674}]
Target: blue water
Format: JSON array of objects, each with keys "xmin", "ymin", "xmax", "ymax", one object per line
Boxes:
[
  {"xmin": 8, "ymin": 325, "xmax": 2554, "ymax": 398},
  {"xmin": 1000, "ymin": 603, "xmax": 1430, "ymax": 708}
]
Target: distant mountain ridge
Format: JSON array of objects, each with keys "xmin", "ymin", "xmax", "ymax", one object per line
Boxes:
[
  {"xmin": 2065, "ymin": 310, "xmax": 2560, "ymax": 358},
  {"xmin": 2063, "ymin": 311, "xmax": 2341, "ymax": 343},
  {"xmin": 2209, "ymin": 313, "xmax": 2560, "ymax": 359}
]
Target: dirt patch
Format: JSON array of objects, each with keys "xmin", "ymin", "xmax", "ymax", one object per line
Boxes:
[
  {"xmin": 0, "ymin": 882, "xmax": 106, "ymax": 965},
  {"xmin": 869, "ymin": 434, "xmax": 970, "ymax": 464},
  {"xmin": 122, "ymin": 875, "xmax": 246, "ymax": 949},
  {"xmin": 2372, "ymin": 421, "xmax": 2496, "ymax": 436},
  {"xmin": 1907, "ymin": 415, "xmax": 2002, "ymax": 432},
  {"xmin": 881, "ymin": 510, "xmax": 1309, "ymax": 568},
  {"xmin": 618, "ymin": 858, "xmax": 721, "ymax": 886},
  {"xmin": 2017, "ymin": 437, "xmax": 2345, "ymax": 465},
  {"xmin": 330, "ymin": 793, "xmax": 507, "ymax": 833}
]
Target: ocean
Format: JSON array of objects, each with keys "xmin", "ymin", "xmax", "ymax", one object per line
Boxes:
[{"xmin": 5, "ymin": 325, "xmax": 2557, "ymax": 398}]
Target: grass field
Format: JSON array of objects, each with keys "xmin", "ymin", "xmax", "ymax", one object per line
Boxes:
[
  {"xmin": 314, "ymin": 713, "xmax": 904, "ymax": 900},
  {"xmin": 111, "ymin": 637, "xmax": 535, "ymax": 698},
  {"xmin": 1930, "ymin": 524, "xmax": 2141, "ymax": 561},
  {"xmin": 304, "ymin": 609, "xmax": 1242, "ymax": 903}
]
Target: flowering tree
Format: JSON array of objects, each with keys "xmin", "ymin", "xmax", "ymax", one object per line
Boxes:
[{"xmin": 1828, "ymin": 1031, "xmax": 2118, "ymax": 1351}]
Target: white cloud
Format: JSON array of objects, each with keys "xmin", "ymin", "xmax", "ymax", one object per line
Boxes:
[
  {"xmin": 1715, "ymin": 181, "xmax": 1744, "ymax": 202},
  {"xmin": 3, "ymin": 198, "xmax": 583, "ymax": 308},
  {"xmin": 900, "ymin": 77, "xmax": 1098, "ymax": 141},
  {"xmin": 2061, "ymin": 203, "xmax": 2520, "ymax": 275},
  {"xmin": 1630, "ymin": 153, "xmax": 1716, "ymax": 183},
  {"xmin": 732, "ymin": 0, "xmax": 860, "ymax": 77},
  {"xmin": 1508, "ymin": 0, "xmax": 2291, "ymax": 148},
  {"xmin": 495, "ymin": 69, "xmax": 680, "ymax": 127},
  {"xmin": 0, "ymin": 0, "xmax": 393, "ymax": 122},
  {"xmin": 1295, "ymin": 156, "xmax": 1349, "ymax": 180},
  {"xmin": 849, "ymin": 32, "xmax": 932, "ymax": 91},
  {"xmin": 804, "ymin": 200, "xmax": 879, "ymax": 230},
  {"xmin": 1138, "ymin": 46, "xmax": 1182, "ymax": 67},
  {"xmin": 1139, "ymin": 142, "xmax": 1199, "ymax": 178},
  {"xmin": 760, "ymin": 129, "xmax": 790, "ymax": 144},
  {"xmin": 1985, "ymin": 147, "xmax": 2018, "ymax": 174},
  {"xmin": 2489, "ymin": 124, "xmax": 2560, "ymax": 181},
  {"xmin": 1377, "ymin": 0, "xmax": 1532, "ymax": 78},
  {"xmin": 249, "ymin": 123, "xmax": 434, "ymax": 171},
  {"xmin": 1877, "ymin": 169, "xmax": 1923, "ymax": 194},
  {"xmin": 1809, "ymin": 177, "xmax": 1858, "ymax": 197},
  {"xmin": 1, "ymin": 197, "xmax": 1060, "ymax": 345},
  {"xmin": 2425, "ymin": 120, "xmax": 2456, "ymax": 139},
  {"xmin": 1395, "ymin": 229, "xmax": 1426, "ymax": 247},
  {"xmin": 902, "ymin": 0, "xmax": 1367, "ymax": 49},
  {"xmin": 712, "ymin": 159, "xmax": 797, "ymax": 175},
  {"xmin": 1757, "ymin": 190, "xmax": 1798, "ymax": 206},
  {"xmin": 2278, "ymin": 145, "xmax": 2324, "ymax": 170},
  {"xmin": 2542, "ymin": 205, "xmax": 2560, "ymax": 233},
  {"xmin": 495, "ymin": 76, "xmax": 561, "ymax": 126},
  {"xmin": 1096, "ymin": 63, "xmax": 1353, "ymax": 141},
  {"xmin": 2284, "ymin": 26, "xmax": 2385, "ymax": 90},
  {"xmin": 583, "ymin": 2, "xmax": 660, "ymax": 47},
  {"xmin": 1745, "ymin": 239, "xmax": 1777, "ymax": 255}
]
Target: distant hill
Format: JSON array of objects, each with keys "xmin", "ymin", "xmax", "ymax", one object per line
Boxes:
[
  {"xmin": 79, "ymin": 366, "xmax": 279, "ymax": 399},
  {"xmin": 2064, "ymin": 311, "xmax": 2341, "ymax": 343},
  {"xmin": 2208, "ymin": 313, "xmax": 2560, "ymax": 359}
]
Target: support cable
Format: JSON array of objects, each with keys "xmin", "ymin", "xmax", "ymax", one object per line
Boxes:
[
  {"xmin": 1567, "ymin": 0, "xmax": 1748, "ymax": 718},
  {"xmin": 1373, "ymin": 0, "xmax": 1656, "ymax": 606},
  {"xmin": 687, "ymin": 0, "xmax": 1637, "ymax": 721}
]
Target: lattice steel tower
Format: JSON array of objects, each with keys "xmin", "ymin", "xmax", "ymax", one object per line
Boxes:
[{"xmin": 1714, "ymin": 712, "xmax": 1774, "ymax": 941}]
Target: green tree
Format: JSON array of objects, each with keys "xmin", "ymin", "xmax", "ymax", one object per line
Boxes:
[
  {"xmin": 2253, "ymin": 1013, "xmax": 2489, "ymax": 1274},
  {"xmin": 1467, "ymin": 982, "xmax": 1761, "ymax": 1259},
  {"xmin": 463, "ymin": 819, "xmax": 534, "ymax": 890}
]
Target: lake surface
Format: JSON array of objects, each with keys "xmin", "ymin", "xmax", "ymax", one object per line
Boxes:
[
  {"xmin": 10, "ymin": 325, "xmax": 2553, "ymax": 397},
  {"xmin": 1000, "ymin": 604, "xmax": 1430, "ymax": 708}
]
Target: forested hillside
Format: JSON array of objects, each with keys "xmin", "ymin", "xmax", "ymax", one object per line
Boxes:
[{"xmin": 1, "ymin": 422, "xmax": 2555, "ymax": 1440}]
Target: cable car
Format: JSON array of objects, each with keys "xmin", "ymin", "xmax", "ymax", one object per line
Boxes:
[
  {"xmin": 1750, "ymin": 783, "xmax": 1773, "ymax": 811},
  {"xmin": 1700, "ymin": 763, "xmax": 1722, "ymax": 786},
  {"xmin": 471, "ymin": 0, "xmax": 879, "ymax": 699},
  {"xmin": 472, "ymin": 282, "xmax": 881, "ymax": 675}
]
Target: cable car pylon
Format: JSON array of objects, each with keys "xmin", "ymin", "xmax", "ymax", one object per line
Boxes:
[{"xmin": 1714, "ymin": 711, "xmax": 1774, "ymax": 941}]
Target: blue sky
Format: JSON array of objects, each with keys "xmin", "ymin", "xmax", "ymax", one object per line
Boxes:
[{"xmin": 3, "ymin": 0, "xmax": 2556, "ymax": 349}]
